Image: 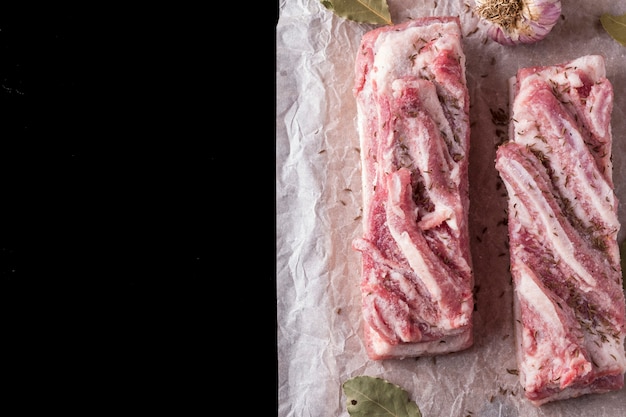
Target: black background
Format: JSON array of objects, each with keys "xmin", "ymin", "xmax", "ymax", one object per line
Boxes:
[
  {"xmin": 0, "ymin": 10, "xmax": 275, "ymax": 410},
  {"xmin": 0, "ymin": 17, "xmax": 211, "ymax": 303},
  {"xmin": 0, "ymin": 12, "xmax": 219, "ymax": 406}
]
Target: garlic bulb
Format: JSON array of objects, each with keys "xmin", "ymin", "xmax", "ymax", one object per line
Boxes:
[{"xmin": 474, "ymin": 0, "xmax": 562, "ymax": 45}]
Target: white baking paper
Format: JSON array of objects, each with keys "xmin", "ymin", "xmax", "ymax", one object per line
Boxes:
[{"xmin": 276, "ymin": 1, "xmax": 626, "ymax": 415}]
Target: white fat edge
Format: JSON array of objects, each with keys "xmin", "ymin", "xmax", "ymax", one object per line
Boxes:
[
  {"xmin": 368, "ymin": 323, "xmax": 470, "ymax": 359},
  {"xmin": 371, "ymin": 20, "xmax": 467, "ymax": 183},
  {"xmin": 388, "ymin": 269, "xmax": 421, "ymax": 308},
  {"xmin": 379, "ymin": 82, "xmax": 416, "ymax": 179},
  {"xmin": 519, "ymin": 56, "xmax": 605, "ymax": 91},
  {"xmin": 388, "ymin": 227, "xmax": 463, "ymax": 331},
  {"xmin": 427, "ymin": 33, "xmax": 468, "ymax": 162},
  {"xmin": 499, "ymin": 151, "xmax": 543, "ymax": 248},
  {"xmin": 565, "ymin": 55, "xmax": 606, "ymax": 83},
  {"xmin": 510, "ymin": 79, "xmax": 541, "ymax": 148},
  {"xmin": 368, "ymin": 290, "xmax": 409, "ymax": 341},
  {"xmin": 417, "ymin": 79, "xmax": 461, "ymax": 188},
  {"xmin": 392, "ymin": 78, "xmax": 461, "ymax": 182},
  {"xmin": 368, "ymin": 326, "xmax": 396, "ymax": 358},
  {"xmin": 515, "ymin": 264, "xmax": 592, "ymax": 390},
  {"xmin": 380, "ymin": 122, "xmax": 398, "ymax": 179},
  {"xmin": 454, "ymin": 300, "xmax": 472, "ymax": 328},
  {"xmin": 386, "ymin": 268, "xmax": 460, "ymax": 341},
  {"xmin": 389, "ymin": 226, "xmax": 467, "ymax": 331},
  {"xmin": 363, "ymin": 286, "xmax": 389, "ymax": 332},
  {"xmin": 356, "ymin": 99, "xmax": 375, "ymax": 225},
  {"xmin": 505, "ymin": 187, "xmax": 534, "ymax": 246},
  {"xmin": 539, "ymin": 58, "xmax": 619, "ymax": 260},
  {"xmin": 499, "ymin": 164, "xmax": 540, "ymax": 270},
  {"xmin": 373, "ymin": 29, "xmax": 424, "ymax": 97},
  {"xmin": 437, "ymin": 309, "xmax": 468, "ymax": 330},
  {"xmin": 386, "ymin": 292, "xmax": 413, "ymax": 342},
  {"xmin": 386, "ymin": 173, "xmax": 442, "ymax": 301},
  {"xmin": 554, "ymin": 117, "xmax": 617, "ymax": 229},
  {"xmin": 386, "ymin": 197, "xmax": 466, "ymax": 331},
  {"xmin": 355, "ymin": 68, "xmax": 380, "ymax": 228},
  {"xmin": 514, "ymin": 56, "xmax": 603, "ymax": 120},
  {"xmin": 427, "ymin": 32, "xmax": 468, "ymax": 161},
  {"xmin": 390, "ymin": 78, "xmax": 460, "ymax": 232},
  {"xmin": 388, "ymin": 228, "xmax": 441, "ymax": 302},
  {"xmin": 582, "ymin": 323, "xmax": 626, "ymax": 373},
  {"xmin": 417, "ymin": 208, "xmax": 455, "ymax": 232},
  {"xmin": 512, "ymin": 115, "xmax": 618, "ymax": 239},
  {"xmin": 367, "ymin": 322, "xmax": 392, "ymax": 358},
  {"xmin": 354, "ymin": 238, "xmax": 408, "ymax": 281},
  {"xmin": 372, "ymin": 22, "xmax": 461, "ymax": 93},
  {"xmin": 512, "ymin": 81, "xmax": 619, "ymax": 237},
  {"xmin": 551, "ymin": 63, "xmax": 612, "ymax": 145},
  {"xmin": 387, "ymin": 170, "xmax": 409, "ymax": 223},
  {"xmin": 504, "ymin": 158, "xmax": 597, "ymax": 289},
  {"xmin": 532, "ymin": 56, "xmax": 610, "ymax": 152},
  {"xmin": 551, "ymin": 70, "xmax": 583, "ymax": 89},
  {"xmin": 587, "ymin": 83, "xmax": 613, "ymax": 142}
]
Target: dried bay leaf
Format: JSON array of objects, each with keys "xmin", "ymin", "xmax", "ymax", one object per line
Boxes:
[
  {"xmin": 600, "ymin": 13, "xmax": 626, "ymax": 46},
  {"xmin": 320, "ymin": 0, "xmax": 392, "ymax": 25},
  {"xmin": 342, "ymin": 376, "xmax": 422, "ymax": 417}
]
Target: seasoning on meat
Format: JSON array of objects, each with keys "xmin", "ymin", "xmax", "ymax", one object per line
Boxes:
[
  {"xmin": 352, "ymin": 17, "xmax": 474, "ymax": 360},
  {"xmin": 495, "ymin": 55, "xmax": 626, "ymax": 405}
]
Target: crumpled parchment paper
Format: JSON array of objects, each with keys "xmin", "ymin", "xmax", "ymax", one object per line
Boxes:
[{"xmin": 276, "ymin": 1, "xmax": 626, "ymax": 415}]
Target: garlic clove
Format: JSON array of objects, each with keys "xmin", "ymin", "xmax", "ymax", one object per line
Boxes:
[{"xmin": 475, "ymin": 0, "xmax": 562, "ymax": 46}]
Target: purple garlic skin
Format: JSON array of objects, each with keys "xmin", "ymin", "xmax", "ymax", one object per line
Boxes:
[{"xmin": 476, "ymin": 0, "xmax": 562, "ymax": 46}]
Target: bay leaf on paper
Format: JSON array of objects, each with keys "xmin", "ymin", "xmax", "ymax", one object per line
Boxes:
[
  {"xmin": 320, "ymin": 0, "xmax": 392, "ymax": 25},
  {"xmin": 342, "ymin": 376, "xmax": 422, "ymax": 417},
  {"xmin": 600, "ymin": 13, "xmax": 626, "ymax": 46}
]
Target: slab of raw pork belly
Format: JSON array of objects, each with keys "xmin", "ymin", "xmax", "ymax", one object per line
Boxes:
[
  {"xmin": 495, "ymin": 55, "xmax": 626, "ymax": 405},
  {"xmin": 352, "ymin": 17, "xmax": 474, "ymax": 360}
]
